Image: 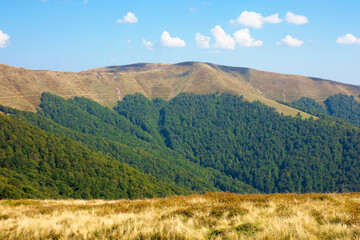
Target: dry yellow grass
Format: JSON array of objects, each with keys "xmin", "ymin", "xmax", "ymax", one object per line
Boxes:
[{"xmin": 1, "ymin": 193, "xmax": 359, "ymax": 239}]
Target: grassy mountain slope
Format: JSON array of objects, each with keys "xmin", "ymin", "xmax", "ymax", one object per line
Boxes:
[{"xmin": 1, "ymin": 62, "xmax": 359, "ymax": 117}]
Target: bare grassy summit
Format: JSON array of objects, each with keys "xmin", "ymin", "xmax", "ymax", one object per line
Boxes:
[
  {"xmin": 1, "ymin": 62, "xmax": 359, "ymax": 117},
  {"xmin": 0, "ymin": 193, "xmax": 359, "ymax": 239}
]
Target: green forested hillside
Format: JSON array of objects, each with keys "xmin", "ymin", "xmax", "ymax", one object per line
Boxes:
[
  {"xmin": 115, "ymin": 93, "xmax": 360, "ymax": 193},
  {"xmin": 289, "ymin": 97, "xmax": 328, "ymax": 115},
  {"xmin": 1, "ymin": 92, "xmax": 360, "ymax": 199},
  {"xmin": 1, "ymin": 94, "xmax": 256, "ymax": 195},
  {"xmin": 325, "ymin": 94, "xmax": 360, "ymax": 127},
  {"xmin": 285, "ymin": 94, "xmax": 360, "ymax": 128},
  {"xmin": 153, "ymin": 93, "xmax": 360, "ymax": 193},
  {"xmin": 0, "ymin": 114, "xmax": 189, "ymax": 199}
]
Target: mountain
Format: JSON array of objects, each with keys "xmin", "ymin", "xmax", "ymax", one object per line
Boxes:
[
  {"xmin": 2, "ymin": 92, "xmax": 360, "ymax": 197},
  {"xmin": 1, "ymin": 61, "xmax": 360, "ymax": 199},
  {"xmin": 1, "ymin": 62, "xmax": 359, "ymax": 116}
]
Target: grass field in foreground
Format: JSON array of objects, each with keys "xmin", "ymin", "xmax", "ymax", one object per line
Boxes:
[{"xmin": 0, "ymin": 193, "xmax": 359, "ymax": 239}]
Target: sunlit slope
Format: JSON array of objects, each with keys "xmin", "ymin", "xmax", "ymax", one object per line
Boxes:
[
  {"xmin": 0, "ymin": 63, "xmax": 122, "ymax": 111},
  {"xmin": 245, "ymin": 68, "xmax": 360, "ymax": 102},
  {"xmin": 1, "ymin": 62, "xmax": 359, "ymax": 116}
]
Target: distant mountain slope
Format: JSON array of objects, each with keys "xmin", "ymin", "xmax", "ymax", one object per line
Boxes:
[
  {"xmin": 284, "ymin": 94, "xmax": 360, "ymax": 128},
  {"xmin": 1, "ymin": 62, "xmax": 359, "ymax": 116}
]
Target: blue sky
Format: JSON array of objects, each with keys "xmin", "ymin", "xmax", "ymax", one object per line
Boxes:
[{"xmin": 0, "ymin": 0, "xmax": 360, "ymax": 85}]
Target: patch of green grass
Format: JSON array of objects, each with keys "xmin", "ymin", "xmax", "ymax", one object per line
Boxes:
[{"xmin": 235, "ymin": 223, "xmax": 259, "ymax": 236}]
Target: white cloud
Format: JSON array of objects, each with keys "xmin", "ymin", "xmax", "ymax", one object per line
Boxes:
[
  {"xmin": 277, "ymin": 35, "xmax": 303, "ymax": 47},
  {"xmin": 233, "ymin": 29, "xmax": 263, "ymax": 47},
  {"xmin": 142, "ymin": 38, "xmax": 154, "ymax": 50},
  {"xmin": 230, "ymin": 11, "xmax": 263, "ymax": 28},
  {"xmin": 0, "ymin": 30, "xmax": 10, "ymax": 48},
  {"xmin": 160, "ymin": 31, "xmax": 186, "ymax": 47},
  {"xmin": 230, "ymin": 11, "xmax": 282, "ymax": 29},
  {"xmin": 263, "ymin": 13, "xmax": 283, "ymax": 24},
  {"xmin": 210, "ymin": 25, "xmax": 235, "ymax": 50},
  {"xmin": 116, "ymin": 12, "xmax": 138, "ymax": 24},
  {"xmin": 336, "ymin": 34, "xmax": 360, "ymax": 45},
  {"xmin": 195, "ymin": 33, "xmax": 210, "ymax": 49},
  {"xmin": 285, "ymin": 12, "xmax": 308, "ymax": 25}
]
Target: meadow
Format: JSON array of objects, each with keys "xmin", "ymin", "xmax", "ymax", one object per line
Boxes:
[{"xmin": 0, "ymin": 192, "xmax": 359, "ymax": 239}]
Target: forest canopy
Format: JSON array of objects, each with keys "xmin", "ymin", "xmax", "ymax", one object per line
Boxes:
[{"xmin": 1, "ymin": 92, "xmax": 360, "ymax": 199}]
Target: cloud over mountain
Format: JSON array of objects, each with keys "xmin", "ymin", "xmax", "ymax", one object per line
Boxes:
[
  {"xmin": 195, "ymin": 33, "xmax": 210, "ymax": 49},
  {"xmin": 117, "ymin": 12, "xmax": 138, "ymax": 24},
  {"xmin": 263, "ymin": 14, "xmax": 283, "ymax": 24},
  {"xmin": 0, "ymin": 30, "xmax": 10, "ymax": 48},
  {"xmin": 277, "ymin": 35, "xmax": 303, "ymax": 47},
  {"xmin": 211, "ymin": 26, "xmax": 235, "ymax": 50},
  {"xmin": 285, "ymin": 12, "xmax": 308, "ymax": 25},
  {"xmin": 233, "ymin": 29, "xmax": 263, "ymax": 47},
  {"xmin": 337, "ymin": 34, "xmax": 360, "ymax": 45},
  {"xmin": 161, "ymin": 31, "xmax": 186, "ymax": 47},
  {"xmin": 230, "ymin": 11, "xmax": 282, "ymax": 29}
]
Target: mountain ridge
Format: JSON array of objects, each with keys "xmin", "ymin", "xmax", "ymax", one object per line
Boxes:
[{"xmin": 1, "ymin": 62, "xmax": 359, "ymax": 116}]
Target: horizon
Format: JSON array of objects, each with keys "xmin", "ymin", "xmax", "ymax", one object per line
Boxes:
[{"xmin": 1, "ymin": 0, "xmax": 360, "ymax": 85}]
